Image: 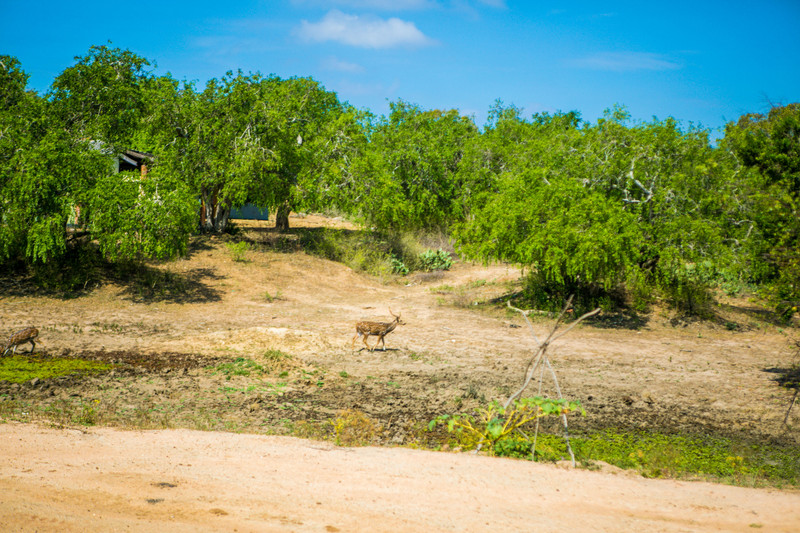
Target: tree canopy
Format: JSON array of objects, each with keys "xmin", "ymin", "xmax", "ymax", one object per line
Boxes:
[{"xmin": 0, "ymin": 45, "xmax": 797, "ymax": 317}]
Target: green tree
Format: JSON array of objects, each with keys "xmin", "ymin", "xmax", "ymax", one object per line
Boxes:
[
  {"xmin": 723, "ymin": 103, "xmax": 800, "ymax": 316},
  {"xmin": 456, "ymin": 104, "xmax": 740, "ymax": 312},
  {"xmin": 580, "ymin": 108, "xmax": 741, "ymax": 312},
  {"xmin": 49, "ymin": 45, "xmax": 198, "ymax": 263},
  {"xmin": 1, "ymin": 50, "xmax": 198, "ymax": 270},
  {"xmin": 0, "ymin": 55, "xmax": 109, "ymax": 266},
  {"xmin": 138, "ymin": 71, "xmax": 348, "ymax": 232},
  {"xmin": 456, "ymin": 107, "xmax": 639, "ymax": 310},
  {"xmin": 49, "ymin": 44, "xmax": 152, "ymax": 150},
  {"xmin": 350, "ymin": 100, "xmax": 479, "ymax": 232},
  {"xmin": 90, "ymin": 170, "xmax": 196, "ymax": 261}
]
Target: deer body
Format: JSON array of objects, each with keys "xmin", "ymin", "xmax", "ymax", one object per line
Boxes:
[
  {"xmin": 3, "ymin": 327, "xmax": 39, "ymax": 356},
  {"xmin": 352, "ymin": 310, "xmax": 403, "ymax": 351}
]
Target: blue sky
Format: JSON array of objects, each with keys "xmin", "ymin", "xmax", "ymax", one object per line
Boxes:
[{"xmin": 2, "ymin": 0, "xmax": 799, "ymax": 136}]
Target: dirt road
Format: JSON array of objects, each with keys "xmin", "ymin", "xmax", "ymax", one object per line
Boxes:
[{"xmin": 2, "ymin": 422, "xmax": 799, "ymax": 532}]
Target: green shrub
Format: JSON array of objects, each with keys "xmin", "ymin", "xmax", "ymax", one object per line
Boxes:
[
  {"xmin": 573, "ymin": 430, "xmax": 800, "ymax": 485},
  {"xmin": 333, "ymin": 409, "xmax": 382, "ymax": 447},
  {"xmin": 226, "ymin": 241, "xmax": 250, "ymax": 262},
  {"xmin": 300, "ymin": 227, "xmax": 451, "ymax": 277},
  {"xmin": 429, "ymin": 397, "xmax": 584, "ymax": 455},
  {"xmin": 390, "ymin": 256, "xmax": 409, "ymax": 275},
  {"xmin": 418, "ymin": 248, "xmax": 453, "ymax": 271}
]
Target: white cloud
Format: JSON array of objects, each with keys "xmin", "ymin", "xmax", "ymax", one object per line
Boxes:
[
  {"xmin": 291, "ymin": 0, "xmax": 436, "ymax": 10},
  {"xmin": 290, "ymin": 0, "xmax": 506, "ymax": 12},
  {"xmin": 296, "ymin": 10, "xmax": 436, "ymax": 48},
  {"xmin": 569, "ymin": 52, "xmax": 681, "ymax": 72},
  {"xmin": 321, "ymin": 56, "xmax": 365, "ymax": 72}
]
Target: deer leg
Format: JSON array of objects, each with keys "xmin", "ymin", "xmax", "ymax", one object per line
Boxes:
[
  {"xmin": 363, "ymin": 334, "xmax": 373, "ymax": 351},
  {"xmin": 29, "ymin": 339, "xmax": 35, "ymax": 353}
]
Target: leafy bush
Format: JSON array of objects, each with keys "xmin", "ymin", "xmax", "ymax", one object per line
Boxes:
[
  {"xmin": 299, "ymin": 227, "xmax": 451, "ymax": 277},
  {"xmin": 429, "ymin": 397, "xmax": 584, "ymax": 455},
  {"xmin": 298, "ymin": 228, "xmax": 394, "ymax": 277},
  {"xmin": 520, "ymin": 269, "xmax": 625, "ymax": 314},
  {"xmin": 418, "ymin": 248, "xmax": 453, "ymax": 271},
  {"xmin": 262, "ymin": 349, "xmax": 296, "ymax": 373},
  {"xmin": 390, "ymin": 256, "xmax": 409, "ymax": 275},
  {"xmin": 28, "ymin": 243, "xmax": 106, "ymax": 295},
  {"xmin": 226, "ymin": 241, "xmax": 250, "ymax": 262},
  {"xmin": 91, "ymin": 171, "xmax": 197, "ymax": 262}
]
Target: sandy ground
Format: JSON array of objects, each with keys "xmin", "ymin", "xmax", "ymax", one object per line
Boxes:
[
  {"xmin": 2, "ymin": 215, "xmax": 800, "ymax": 531},
  {"xmin": 3, "ymin": 422, "xmax": 800, "ymax": 532}
]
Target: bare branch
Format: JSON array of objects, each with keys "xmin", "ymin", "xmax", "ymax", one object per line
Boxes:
[
  {"xmin": 550, "ymin": 307, "xmax": 601, "ymax": 344},
  {"xmin": 504, "ymin": 297, "xmax": 600, "ymax": 466}
]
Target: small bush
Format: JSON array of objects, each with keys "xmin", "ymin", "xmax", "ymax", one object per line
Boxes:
[
  {"xmin": 262, "ymin": 349, "xmax": 295, "ymax": 373},
  {"xmin": 418, "ymin": 248, "xmax": 453, "ymax": 272},
  {"xmin": 390, "ymin": 256, "xmax": 409, "ymax": 275},
  {"xmin": 264, "ymin": 289, "xmax": 283, "ymax": 302},
  {"xmin": 27, "ymin": 243, "xmax": 106, "ymax": 295},
  {"xmin": 226, "ymin": 241, "xmax": 250, "ymax": 262},
  {"xmin": 333, "ymin": 409, "xmax": 382, "ymax": 446},
  {"xmin": 429, "ymin": 397, "xmax": 584, "ymax": 455},
  {"xmin": 519, "ymin": 269, "xmax": 625, "ymax": 314}
]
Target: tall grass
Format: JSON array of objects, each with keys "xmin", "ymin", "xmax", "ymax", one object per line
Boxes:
[{"xmin": 298, "ymin": 227, "xmax": 456, "ymax": 278}]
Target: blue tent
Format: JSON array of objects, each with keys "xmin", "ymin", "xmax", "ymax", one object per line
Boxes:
[{"xmin": 230, "ymin": 204, "xmax": 270, "ymax": 220}]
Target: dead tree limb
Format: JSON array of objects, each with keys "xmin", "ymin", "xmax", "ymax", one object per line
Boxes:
[
  {"xmin": 505, "ymin": 297, "xmax": 600, "ymax": 466},
  {"xmin": 505, "ymin": 297, "xmax": 600, "ymax": 408}
]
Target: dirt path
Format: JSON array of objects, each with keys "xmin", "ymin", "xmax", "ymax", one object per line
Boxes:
[{"xmin": 2, "ymin": 422, "xmax": 799, "ymax": 532}]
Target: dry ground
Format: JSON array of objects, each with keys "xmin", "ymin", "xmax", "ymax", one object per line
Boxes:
[{"xmin": 1, "ymin": 214, "xmax": 799, "ymax": 531}]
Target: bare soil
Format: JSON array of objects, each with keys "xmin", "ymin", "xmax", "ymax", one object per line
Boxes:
[{"xmin": 1, "ymin": 214, "xmax": 799, "ymax": 532}]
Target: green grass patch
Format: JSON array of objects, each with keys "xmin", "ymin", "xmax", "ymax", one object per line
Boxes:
[
  {"xmin": 212, "ymin": 357, "xmax": 266, "ymax": 379},
  {"xmin": 0, "ymin": 355, "xmax": 111, "ymax": 383},
  {"xmin": 573, "ymin": 430, "xmax": 800, "ymax": 487},
  {"xmin": 484, "ymin": 429, "xmax": 800, "ymax": 488}
]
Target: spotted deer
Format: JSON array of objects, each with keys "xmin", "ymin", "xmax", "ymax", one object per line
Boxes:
[
  {"xmin": 352, "ymin": 309, "xmax": 404, "ymax": 352},
  {"xmin": 2, "ymin": 326, "xmax": 39, "ymax": 356}
]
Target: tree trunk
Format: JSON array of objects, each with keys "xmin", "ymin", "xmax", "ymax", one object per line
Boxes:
[
  {"xmin": 200, "ymin": 186, "xmax": 231, "ymax": 233},
  {"xmin": 275, "ymin": 201, "xmax": 291, "ymax": 232},
  {"xmin": 200, "ymin": 187, "xmax": 214, "ymax": 232},
  {"xmin": 214, "ymin": 199, "xmax": 231, "ymax": 233}
]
